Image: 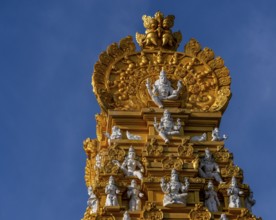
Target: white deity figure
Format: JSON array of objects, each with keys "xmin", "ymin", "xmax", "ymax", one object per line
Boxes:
[
  {"xmin": 87, "ymin": 186, "xmax": 99, "ymax": 213},
  {"xmin": 205, "ymin": 181, "xmax": 220, "ymax": 212},
  {"xmin": 113, "ymin": 146, "xmax": 144, "ymax": 180},
  {"xmin": 94, "ymin": 153, "xmax": 102, "ymax": 170},
  {"xmin": 146, "ymin": 68, "xmax": 182, "ymax": 108},
  {"xmin": 199, "ymin": 148, "xmax": 224, "ymax": 184},
  {"xmin": 126, "ymin": 131, "xmax": 142, "ymax": 140},
  {"xmin": 245, "ymin": 191, "xmax": 256, "ymax": 212},
  {"xmin": 211, "ymin": 127, "xmax": 227, "ymax": 141},
  {"xmin": 153, "ymin": 109, "xmax": 181, "ymax": 143},
  {"xmin": 104, "ymin": 126, "xmax": 122, "ymax": 145},
  {"xmin": 105, "ymin": 176, "xmax": 120, "ymax": 207},
  {"xmin": 127, "ymin": 179, "xmax": 144, "ymax": 211},
  {"xmin": 227, "ymin": 176, "xmax": 243, "ymax": 208},
  {"xmin": 122, "ymin": 211, "xmax": 131, "ymax": 220},
  {"xmin": 220, "ymin": 213, "xmax": 229, "ymax": 220},
  {"xmin": 191, "ymin": 133, "xmax": 207, "ymax": 142},
  {"xmin": 160, "ymin": 169, "xmax": 189, "ymax": 206}
]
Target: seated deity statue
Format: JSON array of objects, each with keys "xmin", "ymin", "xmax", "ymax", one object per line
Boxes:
[
  {"xmin": 127, "ymin": 179, "xmax": 144, "ymax": 211},
  {"xmin": 105, "ymin": 176, "xmax": 120, "ymax": 207},
  {"xmin": 199, "ymin": 148, "xmax": 224, "ymax": 184},
  {"xmin": 211, "ymin": 127, "xmax": 227, "ymax": 141},
  {"xmin": 113, "ymin": 146, "xmax": 144, "ymax": 180},
  {"xmin": 153, "ymin": 109, "xmax": 181, "ymax": 143},
  {"xmin": 160, "ymin": 169, "xmax": 189, "ymax": 207},
  {"xmin": 191, "ymin": 133, "xmax": 207, "ymax": 142},
  {"xmin": 126, "ymin": 131, "xmax": 142, "ymax": 140},
  {"xmin": 205, "ymin": 181, "xmax": 220, "ymax": 212},
  {"xmin": 104, "ymin": 126, "xmax": 122, "ymax": 145},
  {"xmin": 87, "ymin": 186, "xmax": 99, "ymax": 213},
  {"xmin": 245, "ymin": 191, "xmax": 256, "ymax": 212},
  {"xmin": 220, "ymin": 214, "xmax": 229, "ymax": 220},
  {"xmin": 122, "ymin": 211, "xmax": 131, "ymax": 220},
  {"xmin": 227, "ymin": 176, "xmax": 243, "ymax": 208},
  {"xmin": 146, "ymin": 68, "xmax": 182, "ymax": 108}
]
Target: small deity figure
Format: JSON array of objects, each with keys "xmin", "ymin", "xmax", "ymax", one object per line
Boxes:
[
  {"xmin": 199, "ymin": 148, "xmax": 224, "ymax": 184},
  {"xmin": 126, "ymin": 131, "xmax": 142, "ymax": 140},
  {"xmin": 160, "ymin": 169, "xmax": 189, "ymax": 206},
  {"xmin": 220, "ymin": 213, "xmax": 229, "ymax": 220},
  {"xmin": 146, "ymin": 68, "xmax": 182, "ymax": 108},
  {"xmin": 104, "ymin": 126, "xmax": 122, "ymax": 145},
  {"xmin": 153, "ymin": 109, "xmax": 181, "ymax": 143},
  {"xmin": 122, "ymin": 211, "xmax": 131, "ymax": 220},
  {"xmin": 87, "ymin": 186, "xmax": 99, "ymax": 213},
  {"xmin": 105, "ymin": 176, "xmax": 120, "ymax": 207},
  {"xmin": 245, "ymin": 191, "xmax": 256, "ymax": 211},
  {"xmin": 191, "ymin": 133, "xmax": 207, "ymax": 142},
  {"xmin": 113, "ymin": 146, "xmax": 144, "ymax": 180},
  {"xmin": 205, "ymin": 181, "xmax": 220, "ymax": 212},
  {"xmin": 227, "ymin": 176, "xmax": 243, "ymax": 208},
  {"xmin": 127, "ymin": 179, "xmax": 144, "ymax": 211},
  {"xmin": 94, "ymin": 153, "xmax": 102, "ymax": 170},
  {"xmin": 211, "ymin": 127, "xmax": 227, "ymax": 141}
]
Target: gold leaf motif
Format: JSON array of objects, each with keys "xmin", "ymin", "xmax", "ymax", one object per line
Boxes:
[
  {"xmin": 221, "ymin": 161, "xmax": 243, "ymax": 178},
  {"xmin": 142, "ymin": 202, "xmax": 163, "ymax": 220},
  {"xmin": 237, "ymin": 209, "xmax": 262, "ymax": 220},
  {"xmin": 162, "ymin": 156, "xmax": 183, "ymax": 170},
  {"xmin": 189, "ymin": 203, "xmax": 211, "ymax": 220},
  {"xmin": 178, "ymin": 137, "xmax": 194, "ymax": 157},
  {"xmin": 83, "ymin": 138, "xmax": 98, "ymax": 158},
  {"xmin": 197, "ymin": 48, "xmax": 215, "ymax": 63},
  {"xmin": 95, "ymin": 113, "xmax": 107, "ymax": 142},
  {"xmin": 85, "ymin": 158, "xmax": 96, "ymax": 187},
  {"xmin": 214, "ymin": 66, "xmax": 230, "ymax": 78},
  {"xmin": 184, "ymin": 38, "xmax": 201, "ymax": 56},
  {"xmin": 208, "ymin": 56, "xmax": 224, "ymax": 70},
  {"xmin": 219, "ymin": 76, "xmax": 231, "ymax": 86},
  {"xmin": 145, "ymin": 137, "xmax": 163, "ymax": 156},
  {"xmin": 213, "ymin": 146, "xmax": 232, "ymax": 162}
]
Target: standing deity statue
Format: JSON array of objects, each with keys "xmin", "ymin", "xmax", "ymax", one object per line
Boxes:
[
  {"xmin": 245, "ymin": 191, "xmax": 256, "ymax": 212},
  {"xmin": 220, "ymin": 213, "xmax": 229, "ymax": 220},
  {"xmin": 160, "ymin": 169, "xmax": 189, "ymax": 206},
  {"xmin": 153, "ymin": 109, "xmax": 181, "ymax": 143},
  {"xmin": 105, "ymin": 176, "xmax": 120, "ymax": 207},
  {"xmin": 94, "ymin": 153, "xmax": 102, "ymax": 170},
  {"xmin": 104, "ymin": 126, "xmax": 122, "ymax": 145},
  {"xmin": 127, "ymin": 179, "xmax": 144, "ymax": 211},
  {"xmin": 122, "ymin": 211, "xmax": 131, "ymax": 220},
  {"xmin": 205, "ymin": 181, "xmax": 220, "ymax": 212},
  {"xmin": 211, "ymin": 127, "xmax": 227, "ymax": 141},
  {"xmin": 199, "ymin": 148, "xmax": 224, "ymax": 184},
  {"xmin": 87, "ymin": 186, "xmax": 99, "ymax": 213},
  {"xmin": 227, "ymin": 176, "xmax": 243, "ymax": 208},
  {"xmin": 113, "ymin": 146, "xmax": 144, "ymax": 180},
  {"xmin": 146, "ymin": 68, "xmax": 182, "ymax": 108}
]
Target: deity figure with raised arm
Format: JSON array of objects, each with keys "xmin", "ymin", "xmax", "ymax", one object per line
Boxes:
[
  {"xmin": 127, "ymin": 179, "xmax": 144, "ymax": 211},
  {"xmin": 199, "ymin": 148, "xmax": 224, "ymax": 184},
  {"xmin": 153, "ymin": 109, "xmax": 181, "ymax": 143},
  {"xmin": 205, "ymin": 181, "xmax": 220, "ymax": 212},
  {"xmin": 146, "ymin": 68, "xmax": 182, "ymax": 108},
  {"xmin": 227, "ymin": 176, "xmax": 243, "ymax": 208},
  {"xmin": 105, "ymin": 176, "xmax": 120, "ymax": 207},
  {"xmin": 211, "ymin": 127, "xmax": 227, "ymax": 141},
  {"xmin": 104, "ymin": 126, "xmax": 122, "ymax": 145},
  {"xmin": 87, "ymin": 186, "xmax": 99, "ymax": 213},
  {"xmin": 220, "ymin": 214, "xmax": 229, "ymax": 220},
  {"xmin": 122, "ymin": 211, "xmax": 131, "ymax": 220},
  {"xmin": 245, "ymin": 190, "xmax": 256, "ymax": 212},
  {"xmin": 160, "ymin": 169, "xmax": 189, "ymax": 206},
  {"xmin": 113, "ymin": 146, "xmax": 144, "ymax": 180}
]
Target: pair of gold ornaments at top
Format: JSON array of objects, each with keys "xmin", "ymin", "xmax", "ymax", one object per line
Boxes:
[{"xmin": 82, "ymin": 11, "xmax": 261, "ymax": 220}]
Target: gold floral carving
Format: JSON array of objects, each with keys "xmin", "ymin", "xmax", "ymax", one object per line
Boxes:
[
  {"xmin": 83, "ymin": 138, "xmax": 98, "ymax": 159},
  {"xmin": 188, "ymin": 203, "xmax": 211, "ymax": 220},
  {"xmin": 145, "ymin": 137, "xmax": 163, "ymax": 156},
  {"xmin": 237, "ymin": 209, "xmax": 262, "ymax": 220},
  {"xmin": 162, "ymin": 156, "xmax": 183, "ymax": 170},
  {"xmin": 95, "ymin": 113, "xmax": 107, "ymax": 142},
  {"xmin": 142, "ymin": 202, "xmax": 163, "ymax": 220},
  {"xmin": 85, "ymin": 158, "xmax": 96, "ymax": 187},
  {"xmin": 177, "ymin": 137, "xmax": 194, "ymax": 157},
  {"xmin": 213, "ymin": 145, "xmax": 233, "ymax": 163},
  {"xmin": 221, "ymin": 161, "xmax": 243, "ymax": 178},
  {"xmin": 189, "ymin": 177, "xmax": 205, "ymax": 184}
]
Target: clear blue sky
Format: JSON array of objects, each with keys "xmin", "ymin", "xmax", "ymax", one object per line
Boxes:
[{"xmin": 1, "ymin": 0, "xmax": 276, "ymax": 219}]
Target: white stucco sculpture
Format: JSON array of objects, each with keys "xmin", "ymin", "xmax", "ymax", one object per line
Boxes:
[
  {"xmin": 94, "ymin": 153, "xmax": 102, "ymax": 170},
  {"xmin": 199, "ymin": 148, "xmax": 224, "ymax": 184},
  {"xmin": 122, "ymin": 211, "xmax": 131, "ymax": 220},
  {"xmin": 220, "ymin": 213, "xmax": 229, "ymax": 220},
  {"xmin": 160, "ymin": 169, "xmax": 189, "ymax": 206},
  {"xmin": 87, "ymin": 186, "xmax": 98, "ymax": 213},
  {"xmin": 105, "ymin": 176, "xmax": 120, "ymax": 207},
  {"xmin": 205, "ymin": 181, "xmax": 220, "ymax": 212},
  {"xmin": 126, "ymin": 131, "xmax": 142, "ymax": 140},
  {"xmin": 104, "ymin": 126, "xmax": 122, "ymax": 145},
  {"xmin": 153, "ymin": 109, "xmax": 181, "ymax": 143},
  {"xmin": 245, "ymin": 191, "xmax": 256, "ymax": 212},
  {"xmin": 146, "ymin": 68, "xmax": 182, "ymax": 108},
  {"xmin": 191, "ymin": 133, "xmax": 207, "ymax": 142},
  {"xmin": 113, "ymin": 146, "xmax": 144, "ymax": 180},
  {"xmin": 127, "ymin": 179, "xmax": 144, "ymax": 211},
  {"xmin": 211, "ymin": 127, "xmax": 227, "ymax": 141},
  {"xmin": 227, "ymin": 176, "xmax": 243, "ymax": 208}
]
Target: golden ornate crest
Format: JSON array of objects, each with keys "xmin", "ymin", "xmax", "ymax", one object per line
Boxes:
[
  {"xmin": 177, "ymin": 137, "xmax": 194, "ymax": 157},
  {"xmin": 162, "ymin": 155, "xmax": 183, "ymax": 170},
  {"xmin": 237, "ymin": 209, "xmax": 262, "ymax": 220},
  {"xmin": 83, "ymin": 138, "xmax": 98, "ymax": 158},
  {"xmin": 221, "ymin": 161, "xmax": 243, "ymax": 179},
  {"xmin": 145, "ymin": 137, "xmax": 163, "ymax": 156},
  {"xmin": 142, "ymin": 202, "xmax": 163, "ymax": 220},
  {"xmin": 188, "ymin": 203, "xmax": 211, "ymax": 220},
  {"xmin": 213, "ymin": 145, "xmax": 233, "ymax": 162}
]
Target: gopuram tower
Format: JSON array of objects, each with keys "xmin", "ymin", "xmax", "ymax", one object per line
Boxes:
[{"xmin": 82, "ymin": 11, "xmax": 262, "ymax": 220}]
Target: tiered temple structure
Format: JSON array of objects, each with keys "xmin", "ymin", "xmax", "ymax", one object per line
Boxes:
[{"xmin": 82, "ymin": 11, "xmax": 262, "ymax": 220}]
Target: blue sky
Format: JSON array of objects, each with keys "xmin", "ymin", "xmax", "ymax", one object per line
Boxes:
[{"xmin": 1, "ymin": 0, "xmax": 276, "ymax": 219}]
